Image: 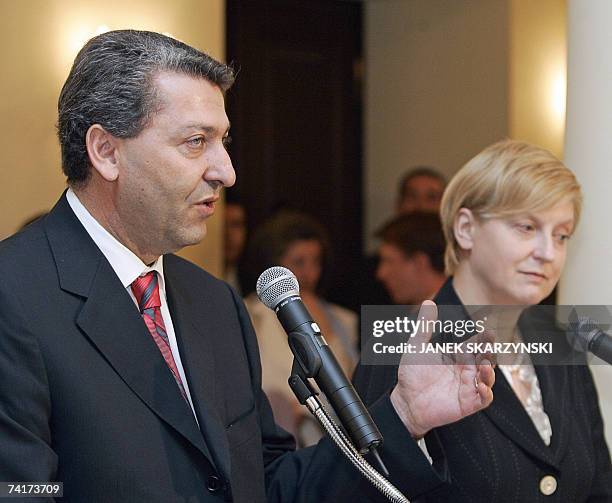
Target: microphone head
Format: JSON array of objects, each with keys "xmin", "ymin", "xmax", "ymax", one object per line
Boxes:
[
  {"xmin": 567, "ymin": 314, "xmax": 600, "ymax": 352},
  {"xmin": 256, "ymin": 266, "xmax": 300, "ymax": 309}
]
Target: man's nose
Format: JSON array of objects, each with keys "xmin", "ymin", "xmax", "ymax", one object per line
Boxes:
[
  {"xmin": 218, "ymin": 149, "xmax": 236, "ymax": 188},
  {"xmin": 206, "ymin": 147, "xmax": 236, "ymax": 188}
]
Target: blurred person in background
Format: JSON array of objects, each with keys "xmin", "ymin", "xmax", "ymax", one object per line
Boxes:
[
  {"xmin": 375, "ymin": 212, "xmax": 446, "ymax": 305},
  {"xmin": 360, "ymin": 167, "xmax": 447, "ymax": 306},
  {"xmin": 396, "ymin": 166, "xmax": 446, "ymax": 215},
  {"xmin": 244, "ymin": 211, "xmax": 358, "ymax": 445}
]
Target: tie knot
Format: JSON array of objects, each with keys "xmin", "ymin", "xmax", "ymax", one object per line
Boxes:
[{"xmin": 131, "ymin": 271, "xmax": 161, "ymax": 312}]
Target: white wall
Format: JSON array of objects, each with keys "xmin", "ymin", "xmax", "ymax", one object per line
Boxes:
[{"xmin": 364, "ymin": 0, "xmax": 509, "ymax": 251}]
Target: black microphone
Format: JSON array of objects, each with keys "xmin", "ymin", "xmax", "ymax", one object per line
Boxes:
[
  {"xmin": 569, "ymin": 315, "xmax": 612, "ymax": 365},
  {"xmin": 256, "ymin": 266, "xmax": 383, "ymax": 454}
]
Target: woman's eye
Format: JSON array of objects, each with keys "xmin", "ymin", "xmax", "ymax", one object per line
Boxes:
[
  {"xmin": 517, "ymin": 223, "xmax": 535, "ymax": 233},
  {"xmin": 555, "ymin": 233, "xmax": 570, "ymax": 243}
]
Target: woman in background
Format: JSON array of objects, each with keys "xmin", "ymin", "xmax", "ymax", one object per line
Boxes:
[
  {"xmin": 356, "ymin": 139, "xmax": 611, "ymax": 501},
  {"xmin": 244, "ymin": 211, "xmax": 358, "ymax": 446}
]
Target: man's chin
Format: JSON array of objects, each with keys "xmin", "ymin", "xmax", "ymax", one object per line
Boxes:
[{"xmin": 175, "ymin": 224, "xmax": 208, "ymax": 251}]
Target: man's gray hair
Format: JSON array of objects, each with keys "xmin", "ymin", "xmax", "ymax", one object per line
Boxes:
[{"xmin": 57, "ymin": 29, "xmax": 235, "ymax": 186}]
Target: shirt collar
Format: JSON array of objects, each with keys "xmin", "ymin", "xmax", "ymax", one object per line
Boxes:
[{"xmin": 66, "ymin": 188, "xmax": 165, "ymax": 289}]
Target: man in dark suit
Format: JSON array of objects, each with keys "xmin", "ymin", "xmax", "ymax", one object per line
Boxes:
[{"xmin": 0, "ymin": 30, "xmax": 495, "ymax": 502}]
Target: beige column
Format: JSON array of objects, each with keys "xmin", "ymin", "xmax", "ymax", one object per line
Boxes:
[
  {"xmin": 508, "ymin": 0, "xmax": 566, "ymax": 158},
  {"xmin": 559, "ymin": 0, "xmax": 612, "ymax": 445}
]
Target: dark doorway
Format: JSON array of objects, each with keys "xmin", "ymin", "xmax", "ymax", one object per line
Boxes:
[{"xmin": 226, "ymin": 0, "xmax": 363, "ymax": 309}]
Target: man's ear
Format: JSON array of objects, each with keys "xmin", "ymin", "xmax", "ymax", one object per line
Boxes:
[
  {"xmin": 85, "ymin": 124, "xmax": 119, "ymax": 182},
  {"xmin": 454, "ymin": 208, "xmax": 476, "ymax": 252}
]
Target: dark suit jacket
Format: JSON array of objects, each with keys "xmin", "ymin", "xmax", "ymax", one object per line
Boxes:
[
  {"xmin": 354, "ymin": 279, "xmax": 612, "ymax": 502},
  {"xmin": 0, "ymin": 194, "xmax": 446, "ymax": 502}
]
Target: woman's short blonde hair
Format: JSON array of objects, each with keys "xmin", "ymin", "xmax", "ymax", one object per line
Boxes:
[{"xmin": 440, "ymin": 139, "xmax": 583, "ymax": 275}]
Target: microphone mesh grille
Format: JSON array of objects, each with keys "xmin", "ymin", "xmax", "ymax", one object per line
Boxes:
[
  {"xmin": 577, "ymin": 316, "xmax": 599, "ymax": 335},
  {"xmin": 575, "ymin": 316, "xmax": 599, "ymax": 348},
  {"xmin": 567, "ymin": 315, "xmax": 599, "ymax": 353},
  {"xmin": 256, "ymin": 266, "xmax": 300, "ymax": 309}
]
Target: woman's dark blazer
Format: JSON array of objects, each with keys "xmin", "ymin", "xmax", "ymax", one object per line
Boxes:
[{"xmin": 354, "ymin": 279, "xmax": 612, "ymax": 502}]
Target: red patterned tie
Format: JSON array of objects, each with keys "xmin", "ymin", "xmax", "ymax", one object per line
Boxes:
[{"xmin": 131, "ymin": 271, "xmax": 187, "ymax": 400}]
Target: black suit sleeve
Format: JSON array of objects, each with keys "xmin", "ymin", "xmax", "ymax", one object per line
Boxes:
[
  {"xmin": 0, "ymin": 281, "xmax": 58, "ymax": 501},
  {"xmin": 228, "ymin": 286, "xmax": 447, "ymax": 502},
  {"xmin": 580, "ymin": 366, "xmax": 612, "ymax": 501}
]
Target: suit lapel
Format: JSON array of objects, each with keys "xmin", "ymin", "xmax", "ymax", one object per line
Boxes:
[
  {"xmin": 45, "ymin": 194, "xmax": 214, "ymax": 466},
  {"xmin": 533, "ymin": 364, "xmax": 570, "ymax": 465},
  {"xmin": 434, "ymin": 279, "xmax": 562, "ymax": 468},
  {"xmin": 517, "ymin": 309, "xmax": 571, "ymax": 466},
  {"xmin": 164, "ymin": 258, "xmax": 231, "ymax": 482},
  {"xmin": 484, "ymin": 368, "xmax": 559, "ymax": 467}
]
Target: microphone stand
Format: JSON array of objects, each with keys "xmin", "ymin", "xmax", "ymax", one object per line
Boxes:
[{"xmin": 288, "ymin": 360, "xmax": 410, "ymax": 503}]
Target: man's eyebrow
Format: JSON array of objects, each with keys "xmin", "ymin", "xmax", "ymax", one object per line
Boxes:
[{"xmin": 179, "ymin": 122, "xmax": 231, "ymax": 134}]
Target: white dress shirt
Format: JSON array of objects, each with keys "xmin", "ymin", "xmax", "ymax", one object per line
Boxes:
[{"xmin": 66, "ymin": 189, "xmax": 198, "ymax": 421}]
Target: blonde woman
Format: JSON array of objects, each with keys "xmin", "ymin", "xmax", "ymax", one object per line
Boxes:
[{"xmin": 356, "ymin": 140, "xmax": 612, "ymax": 501}]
